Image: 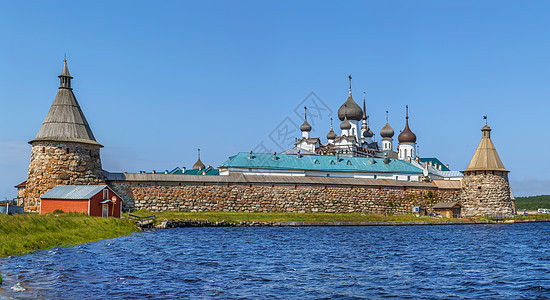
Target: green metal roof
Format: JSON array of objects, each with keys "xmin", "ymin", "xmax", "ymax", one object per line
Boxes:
[
  {"xmin": 146, "ymin": 167, "xmax": 219, "ymax": 176},
  {"xmin": 182, "ymin": 168, "xmax": 220, "ymax": 175},
  {"xmin": 419, "ymin": 158, "xmax": 450, "ymax": 171},
  {"xmin": 220, "ymin": 152, "xmax": 423, "ymax": 174}
]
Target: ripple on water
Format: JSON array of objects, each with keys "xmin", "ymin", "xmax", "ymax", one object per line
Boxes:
[{"xmin": 1, "ymin": 223, "xmax": 550, "ymax": 299}]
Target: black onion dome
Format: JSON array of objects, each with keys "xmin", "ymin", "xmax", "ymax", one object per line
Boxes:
[
  {"xmin": 326, "ymin": 128, "xmax": 337, "ymax": 139},
  {"xmin": 380, "ymin": 122, "xmax": 394, "ymax": 138},
  {"xmin": 398, "ymin": 119, "xmax": 416, "ymax": 143},
  {"xmin": 337, "ymin": 95, "xmax": 363, "ymax": 121},
  {"xmin": 363, "ymin": 126, "xmax": 374, "ymax": 138},
  {"xmin": 300, "ymin": 120, "xmax": 312, "ymax": 132},
  {"xmin": 340, "ymin": 117, "xmax": 351, "ymax": 130}
]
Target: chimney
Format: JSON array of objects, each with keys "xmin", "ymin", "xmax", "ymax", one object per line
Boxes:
[
  {"xmin": 249, "ymin": 150, "xmax": 253, "ymax": 159},
  {"xmin": 273, "ymin": 152, "xmax": 277, "ymax": 160}
]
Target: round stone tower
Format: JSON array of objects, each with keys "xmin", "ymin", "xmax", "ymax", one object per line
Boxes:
[
  {"xmin": 460, "ymin": 123, "xmax": 513, "ymax": 217},
  {"xmin": 24, "ymin": 60, "xmax": 104, "ymax": 212}
]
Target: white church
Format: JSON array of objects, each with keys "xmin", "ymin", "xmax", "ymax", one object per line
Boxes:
[{"xmin": 219, "ymin": 76, "xmax": 463, "ymax": 182}]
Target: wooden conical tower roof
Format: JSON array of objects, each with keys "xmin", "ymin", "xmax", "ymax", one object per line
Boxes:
[
  {"xmin": 30, "ymin": 60, "xmax": 102, "ymax": 147},
  {"xmin": 464, "ymin": 124, "xmax": 507, "ymax": 172}
]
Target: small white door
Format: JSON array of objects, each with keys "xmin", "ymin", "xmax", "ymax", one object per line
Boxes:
[{"xmin": 102, "ymin": 204, "xmax": 109, "ymax": 217}]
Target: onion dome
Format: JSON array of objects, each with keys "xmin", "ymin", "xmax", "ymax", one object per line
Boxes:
[
  {"xmin": 327, "ymin": 128, "xmax": 336, "ymax": 139},
  {"xmin": 327, "ymin": 118, "xmax": 337, "ymax": 139},
  {"xmin": 363, "ymin": 126, "xmax": 374, "ymax": 138},
  {"xmin": 398, "ymin": 106, "xmax": 416, "ymax": 143},
  {"xmin": 338, "ymin": 96, "xmax": 363, "ymax": 121},
  {"xmin": 300, "ymin": 120, "xmax": 311, "ymax": 132},
  {"xmin": 340, "ymin": 116, "xmax": 351, "ymax": 130},
  {"xmin": 380, "ymin": 110, "xmax": 394, "ymax": 138},
  {"xmin": 337, "ymin": 75, "xmax": 363, "ymax": 121},
  {"xmin": 380, "ymin": 123, "xmax": 394, "ymax": 138},
  {"xmin": 193, "ymin": 149, "xmax": 206, "ymax": 170},
  {"xmin": 193, "ymin": 158, "xmax": 205, "ymax": 170}
]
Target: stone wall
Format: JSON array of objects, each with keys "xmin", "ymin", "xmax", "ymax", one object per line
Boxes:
[
  {"xmin": 24, "ymin": 141, "xmax": 104, "ymax": 211},
  {"xmin": 460, "ymin": 172, "xmax": 513, "ymax": 217},
  {"xmin": 108, "ymin": 180, "xmax": 460, "ymax": 214}
]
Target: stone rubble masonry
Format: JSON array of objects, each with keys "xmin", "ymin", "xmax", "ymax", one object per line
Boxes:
[
  {"xmin": 24, "ymin": 141, "xmax": 104, "ymax": 212},
  {"xmin": 107, "ymin": 180, "xmax": 461, "ymax": 214},
  {"xmin": 460, "ymin": 172, "xmax": 513, "ymax": 217}
]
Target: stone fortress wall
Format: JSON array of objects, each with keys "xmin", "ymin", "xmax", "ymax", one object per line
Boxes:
[
  {"xmin": 460, "ymin": 172, "xmax": 513, "ymax": 217},
  {"xmin": 105, "ymin": 173, "xmax": 461, "ymax": 214},
  {"xmin": 24, "ymin": 141, "xmax": 104, "ymax": 211}
]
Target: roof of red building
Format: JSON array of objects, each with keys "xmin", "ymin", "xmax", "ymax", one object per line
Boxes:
[{"xmin": 14, "ymin": 180, "xmax": 26, "ymax": 188}]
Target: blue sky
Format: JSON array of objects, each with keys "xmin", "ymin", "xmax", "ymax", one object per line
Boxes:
[{"xmin": 1, "ymin": 1, "xmax": 549, "ymax": 198}]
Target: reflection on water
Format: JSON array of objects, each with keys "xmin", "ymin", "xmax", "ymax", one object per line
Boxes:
[{"xmin": 1, "ymin": 223, "xmax": 549, "ymax": 299}]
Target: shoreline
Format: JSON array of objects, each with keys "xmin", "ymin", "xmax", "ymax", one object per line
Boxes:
[{"xmin": 153, "ymin": 218, "xmax": 550, "ymax": 229}]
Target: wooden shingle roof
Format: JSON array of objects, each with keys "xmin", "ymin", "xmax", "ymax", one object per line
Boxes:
[
  {"xmin": 30, "ymin": 60, "xmax": 102, "ymax": 147},
  {"xmin": 464, "ymin": 125, "xmax": 507, "ymax": 172}
]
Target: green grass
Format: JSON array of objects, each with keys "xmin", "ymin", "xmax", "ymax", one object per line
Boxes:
[
  {"xmin": 516, "ymin": 195, "xmax": 550, "ymax": 211},
  {"xmin": 512, "ymin": 214, "xmax": 550, "ymax": 220},
  {"xmin": 0, "ymin": 212, "xmax": 139, "ymax": 257},
  {"xmin": 129, "ymin": 210, "xmax": 479, "ymax": 224}
]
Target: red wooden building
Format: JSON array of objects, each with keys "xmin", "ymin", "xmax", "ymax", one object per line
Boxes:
[{"xmin": 40, "ymin": 185, "xmax": 122, "ymax": 218}]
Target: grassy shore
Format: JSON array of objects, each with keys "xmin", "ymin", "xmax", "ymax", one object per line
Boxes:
[
  {"xmin": 129, "ymin": 210, "xmax": 489, "ymax": 225},
  {"xmin": 0, "ymin": 212, "xmax": 139, "ymax": 257}
]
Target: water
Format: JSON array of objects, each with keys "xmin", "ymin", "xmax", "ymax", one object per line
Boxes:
[{"xmin": 1, "ymin": 223, "xmax": 549, "ymax": 299}]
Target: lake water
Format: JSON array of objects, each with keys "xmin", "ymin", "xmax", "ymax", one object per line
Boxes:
[{"xmin": 1, "ymin": 223, "xmax": 549, "ymax": 299}]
